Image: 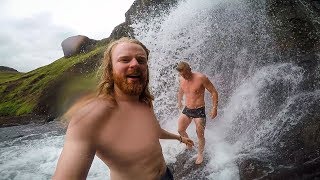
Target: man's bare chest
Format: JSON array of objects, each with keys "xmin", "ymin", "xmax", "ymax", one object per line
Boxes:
[
  {"xmin": 181, "ymin": 80, "xmax": 204, "ymax": 94},
  {"xmin": 96, "ymin": 108, "xmax": 160, "ymax": 163}
]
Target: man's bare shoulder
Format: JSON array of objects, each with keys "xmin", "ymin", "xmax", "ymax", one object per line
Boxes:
[
  {"xmin": 178, "ymin": 75, "xmax": 184, "ymax": 81},
  {"xmin": 194, "ymin": 72, "xmax": 207, "ymax": 80},
  {"xmin": 67, "ymin": 97, "xmax": 115, "ymax": 130}
]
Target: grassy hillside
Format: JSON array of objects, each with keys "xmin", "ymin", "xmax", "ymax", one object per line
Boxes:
[{"xmin": 0, "ymin": 44, "xmax": 106, "ymax": 117}]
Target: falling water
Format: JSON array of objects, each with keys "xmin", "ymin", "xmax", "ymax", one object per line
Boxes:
[
  {"xmin": 133, "ymin": 0, "xmax": 319, "ymax": 179},
  {"xmin": 1, "ymin": 0, "xmax": 319, "ymax": 179}
]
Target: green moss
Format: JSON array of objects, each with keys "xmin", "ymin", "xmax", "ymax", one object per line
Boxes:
[
  {"xmin": 0, "ymin": 72, "xmax": 23, "ymax": 83},
  {"xmin": 16, "ymin": 101, "xmax": 34, "ymax": 115},
  {"xmin": 0, "ymin": 100, "xmax": 34, "ymax": 116},
  {"xmin": 0, "ymin": 84, "xmax": 6, "ymax": 94},
  {"xmin": 55, "ymin": 71, "xmax": 99, "ymax": 113},
  {"xmin": 0, "ymin": 44, "xmax": 106, "ymax": 116},
  {"xmin": 0, "ymin": 101, "xmax": 21, "ymax": 116}
]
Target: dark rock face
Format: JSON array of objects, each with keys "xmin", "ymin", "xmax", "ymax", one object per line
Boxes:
[
  {"xmin": 239, "ymin": 157, "xmax": 320, "ymax": 180},
  {"xmin": 61, "ymin": 35, "xmax": 98, "ymax": 58},
  {"xmin": 125, "ymin": 0, "xmax": 180, "ymax": 29},
  {"xmin": 266, "ymin": 0, "xmax": 320, "ymax": 93},
  {"xmin": 0, "ymin": 66, "xmax": 18, "ymax": 72},
  {"xmin": 109, "ymin": 22, "xmax": 134, "ymax": 39},
  {"xmin": 235, "ymin": 0, "xmax": 320, "ymax": 179},
  {"xmin": 266, "ymin": 0, "xmax": 319, "ymax": 54},
  {"xmin": 239, "ymin": 158, "xmax": 273, "ymax": 180},
  {"xmin": 170, "ymin": 150, "xmax": 211, "ymax": 180},
  {"xmin": 265, "ymin": 0, "xmax": 320, "ymax": 92}
]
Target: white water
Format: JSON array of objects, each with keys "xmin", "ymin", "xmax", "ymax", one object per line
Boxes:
[
  {"xmin": 1, "ymin": 0, "xmax": 319, "ymax": 179},
  {"xmin": 0, "ymin": 136, "xmax": 108, "ymax": 180},
  {"xmin": 133, "ymin": 0, "xmax": 318, "ymax": 179}
]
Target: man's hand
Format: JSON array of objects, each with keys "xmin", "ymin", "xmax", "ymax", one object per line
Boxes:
[
  {"xmin": 210, "ymin": 108, "xmax": 217, "ymax": 119},
  {"xmin": 181, "ymin": 136, "xmax": 194, "ymax": 147}
]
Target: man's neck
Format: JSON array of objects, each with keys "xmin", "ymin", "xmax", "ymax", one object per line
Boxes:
[
  {"xmin": 114, "ymin": 87, "xmax": 140, "ymax": 102},
  {"xmin": 185, "ymin": 72, "xmax": 193, "ymax": 81}
]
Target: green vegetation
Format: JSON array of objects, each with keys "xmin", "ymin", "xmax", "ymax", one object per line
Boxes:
[
  {"xmin": 0, "ymin": 45, "xmax": 106, "ymax": 116},
  {"xmin": 0, "ymin": 71, "xmax": 23, "ymax": 83}
]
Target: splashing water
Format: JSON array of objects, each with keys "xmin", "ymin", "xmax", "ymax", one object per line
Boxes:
[
  {"xmin": 133, "ymin": 0, "xmax": 319, "ymax": 179},
  {"xmin": 0, "ymin": 122, "xmax": 110, "ymax": 180}
]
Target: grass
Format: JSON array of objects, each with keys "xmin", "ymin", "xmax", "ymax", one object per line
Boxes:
[
  {"xmin": 0, "ymin": 44, "xmax": 106, "ymax": 116},
  {"xmin": 0, "ymin": 71, "xmax": 23, "ymax": 83}
]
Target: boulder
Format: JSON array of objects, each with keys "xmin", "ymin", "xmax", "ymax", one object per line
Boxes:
[
  {"xmin": 239, "ymin": 158, "xmax": 273, "ymax": 180},
  {"xmin": 61, "ymin": 35, "xmax": 97, "ymax": 58}
]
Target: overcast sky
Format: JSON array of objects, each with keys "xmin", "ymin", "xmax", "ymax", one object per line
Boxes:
[{"xmin": 0, "ymin": 0, "xmax": 135, "ymax": 72}]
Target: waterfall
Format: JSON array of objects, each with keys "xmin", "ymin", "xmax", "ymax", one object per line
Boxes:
[
  {"xmin": 132, "ymin": 0, "xmax": 276, "ymax": 120},
  {"xmin": 132, "ymin": 0, "xmax": 319, "ymax": 179}
]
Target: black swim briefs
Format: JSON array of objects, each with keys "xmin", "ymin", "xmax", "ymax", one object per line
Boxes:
[
  {"xmin": 160, "ymin": 166, "xmax": 174, "ymax": 180},
  {"xmin": 182, "ymin": 106, "xmax": 206, "ymax": 127},
  {"xmin": 182, "ymin": 106, "xmax": 206, "ymax": 119}
]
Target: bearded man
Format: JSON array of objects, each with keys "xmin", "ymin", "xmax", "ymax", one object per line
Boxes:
[{"xmin": 53, "ymin": 37, "xmax": 194, "ymax": 180}]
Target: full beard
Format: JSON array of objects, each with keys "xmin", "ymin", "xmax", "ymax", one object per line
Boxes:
[{"xmin": 113, "ymin": 70, "xmax": 147, "ymax": 96}]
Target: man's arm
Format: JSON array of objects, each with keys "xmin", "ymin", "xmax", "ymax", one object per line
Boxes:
[
  {"xmin": 150, "ymin": 106, "xmax": 193, "ymax": 146},
  {"xmin": 202, "ymin": 76, "xmax": 218, "ymax": 119},
  {"xmin": 159, "ymin": 128, "xmax": 194, "ymax": 147},
  {"xmin": 53, "ymin": 119, "xmax": 96, "ymax": 180},
  {"xmin": 177, "ymin": 79, "xmax": 184, "ymax": 110}
]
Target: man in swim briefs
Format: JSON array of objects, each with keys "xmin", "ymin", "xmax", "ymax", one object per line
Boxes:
[{"xmin": 176, "ymin": 61, "xmax": 218, "ymax": 165}]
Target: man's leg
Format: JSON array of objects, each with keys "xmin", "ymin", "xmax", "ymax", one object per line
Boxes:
[
  {"xmin": 194, "ymin": 118, "xmax": 205, "ymax": 164},
  {"xmin": 178, "ymin": 114, "xmax": 192, "ymax": 148}
]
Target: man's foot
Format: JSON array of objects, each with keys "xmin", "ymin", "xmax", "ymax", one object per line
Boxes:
[{"xmin": 195, "ymin": 154, "xmax": 203, "ymax": 165}]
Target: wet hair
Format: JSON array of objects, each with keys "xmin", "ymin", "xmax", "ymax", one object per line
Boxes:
[
  {"xmin": 176, "ymin": 61, "xmax": 191, "ymax": 72},
  {"xmin": 97, "ymin": 37, "xmax": 154, "ymax": 107}
]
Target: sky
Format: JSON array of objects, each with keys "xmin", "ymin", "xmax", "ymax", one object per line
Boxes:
[{"xmin": 0, "ymin": 0, "xmax": 135, "ymax": 72}]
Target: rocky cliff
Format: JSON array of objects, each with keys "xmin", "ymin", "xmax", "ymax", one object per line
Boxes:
[{"xmin": 239, "ymin": 0, "xmax": 320, "ymax": 179}]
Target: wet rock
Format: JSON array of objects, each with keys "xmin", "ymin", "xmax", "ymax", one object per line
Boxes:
[
  {"xmin": 0, "ymin": 115, "xmax": 54, "ymax": 128},
  {"xmin": 239, "ymin": 157, "xmax": 320, "ymax": 179},
  {"xmin": 266, "ymin": 0, "xmax": 319, "ymax": 53},
  {"xmin": 267, "ymin": 157, "xmax": 320, "ymax": 179},
  {"xmin": 170, "ymin": 149, "xmax": 211, "ymax": 180},
  {"xmin": 239, "ymin": 158, "xmax": 273, "ymax": 180},
  {"xmin": 109, "ymin": 22, "xmax": 133, "ymax": 39},
  {"xmin": 125, "ymin": 0, "xmax": 180, "ymax": 25}
]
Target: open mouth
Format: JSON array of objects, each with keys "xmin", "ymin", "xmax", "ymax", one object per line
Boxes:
[{"xmin": 126, "ymin": 74, "xmax": 141, "ymax": 81}]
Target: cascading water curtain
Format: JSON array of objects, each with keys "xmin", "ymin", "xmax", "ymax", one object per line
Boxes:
[{"xmin": 132, "ymin": 0, "xmax": 319, "ymax": 179}]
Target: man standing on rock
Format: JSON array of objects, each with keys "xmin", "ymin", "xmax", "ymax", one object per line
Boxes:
[
  {"xmin": 53, "ymin": 37, "xmax": 194, "ymax": 180},
  {"xmin": 176, "ymin": 61, "xmax": 218, "ymax": 165}
]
